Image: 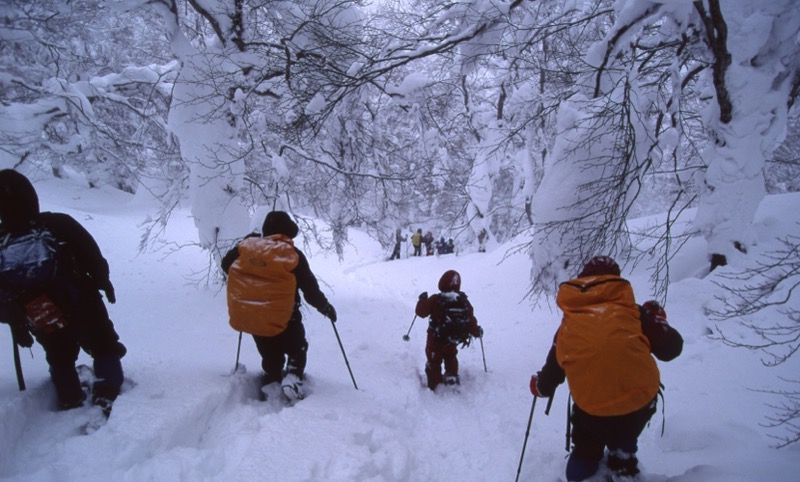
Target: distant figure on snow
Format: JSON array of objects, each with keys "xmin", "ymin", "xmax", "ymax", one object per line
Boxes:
[
  {"xmin": 390, "ymin": 228, "xmax": 407, "ymax": 260},
  {"xmin": 529, "ymin": 256, "xmax": 683, "ymax": 481},
  {"xmin": 435, "ymin": 237, "xmax": 454, "ymax": 255},
  {"xmin": 411, "ymin": 228, "xmax": 423, "ymax": 257},
  {"xmin": 222, "ymin": 211, "xmax": 337, "ymax": 402},
  {"xmin": 422, "ymin": 231, "xmax": 434, "ymax": 256},
  {"xmin": 0, "ymin": 169, "xmax": 126, "ymax": 419},
  {"xmin": 414, "ymin": 270, "xmax": 483, "ymax": 390}
]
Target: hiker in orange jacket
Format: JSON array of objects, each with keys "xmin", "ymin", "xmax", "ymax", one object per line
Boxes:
[
  {"xmin": 222, "ymin": 211, "xmax": 336, "ymax": 402},
  {"xmin": 529, "ymin": 256, "xmax": 683, "ymax": 481}
]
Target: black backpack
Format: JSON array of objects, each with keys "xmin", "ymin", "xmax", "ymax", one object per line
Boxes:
[
  {"xmin": 432, "ymin": 291, "xmax": 473, "ymax": 345},
  {"xmin": 0, "ymin": 224, "xmax": 77, "ymax": 333}
]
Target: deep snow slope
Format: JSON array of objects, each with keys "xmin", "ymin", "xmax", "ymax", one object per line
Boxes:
[{"xmin": 0, "ymin": 178, "xmax": 798, "ymax": 481}]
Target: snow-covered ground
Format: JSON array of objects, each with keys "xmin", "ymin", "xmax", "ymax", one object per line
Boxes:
[{"xmin": 1, "ymin": 177, "xmax": 798, "ymax": 481}]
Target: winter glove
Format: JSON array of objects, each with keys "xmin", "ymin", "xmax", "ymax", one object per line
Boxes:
[
  {"xmin": 320, "ymin": 304, "xmax": 337, "ymax": 323},
  {"xmin": 529, "ymin": 373, "xmax": 546, "ymax": 398},
  {"xmin": 12, "ymin": 323, "xmax": 33, "ymax": 348},
  {"xmin": 642, "ymin": 300, "xmax": 667, "ymax": 324},
  {"xmin": 473, "ymin": 326, "xmax": 484, "ymax": 338},
  {"xmin": 418, "ymin": 291, "xmax": 428, "ymax": 301},
  {"xmin": 100, "ymin": 280, "xmax": 116, "ymax": 304}
]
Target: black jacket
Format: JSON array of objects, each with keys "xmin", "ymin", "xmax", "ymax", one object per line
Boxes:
[{"xmin": 37, "ymin": 212, "xmax": 112, "ymax": 293}]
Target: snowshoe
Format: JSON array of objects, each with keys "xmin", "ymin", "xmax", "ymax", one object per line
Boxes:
[
  {"xmin": 605, "ymin": 451, "xmax": 641, "ymax": 482},
  {"xmin": 92, "ymin": 396, "xmax": 114, "ymax": 419},
  {"xmin": 443, "ymin": 374, "xmax": 460, "ymax": 386},
  {"xmin": 77, "ymin": 364, "xmax": 96, "ymax": 388},
  {"xmin": 281, "ymin": 373, "xmax": 305, "ymax": 402},
  {"xmin": 81, "ymin": 406, "xmax": 110, "ymax": 435}
]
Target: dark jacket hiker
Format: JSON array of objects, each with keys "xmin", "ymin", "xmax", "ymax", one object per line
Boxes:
[
  {"xmin": 222, "ymin": 211, "xmax": 336, "ymax": 401},
  {"xmin": 529, "ymin": 256, "xmax": 683, "ymax": 482},
  {"xmin": 0, "ymin": 170, "xmax": 125, "ymax": 415}
]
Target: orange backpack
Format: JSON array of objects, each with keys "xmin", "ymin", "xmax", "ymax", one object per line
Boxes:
[
  {"xmin": 226, "ymin": 234, "xmax": 299, "ymax": 336},
  {"xmin": 555, "ymin": 275, "xmax": 660, "ymax": 416}
]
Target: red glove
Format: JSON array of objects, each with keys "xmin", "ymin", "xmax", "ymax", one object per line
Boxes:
[
  {"xmin": 530, "ymin": 374, "xmax": 545, "ymax": 397},
  {"xmin": 642, "ymin": 300, "xmax": 667, "ymax": 324}
]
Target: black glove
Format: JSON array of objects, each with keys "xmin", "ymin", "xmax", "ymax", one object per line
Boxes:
[
  {"xmin": 11, "ymin": 323, "xmax": 33, "ymax": 348},
  {"xmin": 101, "ymin": 280, "xmax": 116, "ymax": 304},
  {"xmin": 474, "ymin": 326, "xmax": 484, "ymax": 338},
  {"xmin": 418, "ymin": 291, "xmax": 428, "ymax": 301},
  {"xmin": 320, "ymin": 304, "xmax": 337, "ymax": 323}
]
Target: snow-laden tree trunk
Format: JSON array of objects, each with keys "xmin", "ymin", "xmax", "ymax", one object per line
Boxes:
[
  {"xmin": 528, "ymin": 4, "xmax": 652, "ymax": 293},
  {"xmin": 693, "ymin": 0, "xmax": 800, "ymax": 269},
  {"xmin": 167, "ymin": 53, "xmax": 251, "ymax": 256},
  {"xmin": 529, "ymin": 85, "xmax": 649, "ymax": 291},
  {"xmin": 152, "ymin": 0, "xmax": 250, "ymax": 259}
]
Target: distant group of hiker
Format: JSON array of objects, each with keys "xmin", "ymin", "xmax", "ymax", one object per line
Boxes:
[
  {"xmin": 1, "ymin": 169, "xmax": 683, "ymax": 481},
  {"xmin": 390, "ymin": 227, "xmax": 455, "ymax": 260}
]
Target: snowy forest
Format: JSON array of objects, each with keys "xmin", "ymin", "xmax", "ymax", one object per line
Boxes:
[
  {"xmin": 3, "ymin": 0, "xmax": 798, "ymax": 275},
  {"xmin": 2, "ymin": 0, "xmax": 800, "ymax": 476}
]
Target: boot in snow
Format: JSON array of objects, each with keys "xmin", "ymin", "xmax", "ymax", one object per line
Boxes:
[
  {"xmin": 281, "ymin": 373, "xmax": 305, "ymax": 401},
  {"xmin": 606, "ymin": 450, "xmax": 640, "ymax": 481},
  {"xmin": 443, "ymin": 374, "xmax": 460, "ymax": 386}
]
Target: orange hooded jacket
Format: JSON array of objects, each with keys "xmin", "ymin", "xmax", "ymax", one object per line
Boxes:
[{"xmin": 555, "ymin": 275, "xmax": 660, "ymax": 416}]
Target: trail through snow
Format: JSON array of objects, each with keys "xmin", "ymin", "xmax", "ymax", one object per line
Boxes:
[{"xmin": 0, "ymin": 178, "xmax": 798, "ymax": 481}]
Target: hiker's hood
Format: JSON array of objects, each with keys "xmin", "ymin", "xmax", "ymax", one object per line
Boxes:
[
  {"xmin": 0, "ymin": 169, "xmax": 39, "ymax": 230},
  {"xmin": 262, "ymin": 211, "xmax": 299, "ymax": 239},
  {"xmin": 438, "ymin": 270, "xmax": 461, "ymax": 292}
]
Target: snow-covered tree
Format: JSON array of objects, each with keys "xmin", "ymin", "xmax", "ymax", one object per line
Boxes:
[
  {"xmin": 0, "ymin": 0, "xmax": 178, "ymax": 192},
  {"xmin": 527, "ymin": 0, "xmax": 800, "ymax": 293},
  {"xmin": 692, "ymin": 0, "xmax": 800, "ymax": 270}
]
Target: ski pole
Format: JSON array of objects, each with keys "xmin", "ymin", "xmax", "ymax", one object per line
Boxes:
[
  {"xmin": 402, "ymin": 315, "xmax": 417, "ymax": 341},
  {"xmin": 233, "ymin": 331, "xmax": 243, "ymax": 374},
  {"xmin": 515, "ymin": 396, "xmax": 538, "ymax": 482},
  {"xmin": 478, "ymin": 336, "xmax": 487, "ymax": 372},
  {"xmin": 565, "ymin": 394, "xmax": 572, "ymax": 452},
  {"xmin": 10, "ymin": 330, "xmax": 25, "ymax": 391},
  {"xmin": 545, "ymin": 385, "xmax": 556, "ymax": 415},
  {"xmin": 330, "ymin": 320, "xmax": 359, "ymax": 390}
]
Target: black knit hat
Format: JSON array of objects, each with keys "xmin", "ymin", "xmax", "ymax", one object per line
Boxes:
[
  {"xmin": 262, "ymin": 211, "xmax": 299, "ymax": 239},
  {"xmin": 578, "ymin": 255, "xmax": 620, "ymax": 278},
  {"xmin": 0, "ymin": 169, "xmax": 40, "ymax": 230}
]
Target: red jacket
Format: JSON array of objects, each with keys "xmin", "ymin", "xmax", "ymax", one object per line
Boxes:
[{"xmin": 415, "ymin": 291, "xmax": 481, "ymax": 340}]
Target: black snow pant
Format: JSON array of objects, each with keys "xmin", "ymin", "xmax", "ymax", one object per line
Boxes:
[
  {"xmin": 35, "ymin": 290, "xmax": 125, "ymax": 408},
  {"xmin": 566, "ymin": 396, "xmax": 658, "ymax": 481},
  {"xmin": 253, "ymin": 317, "xmax": 308, "ymax": 385}
]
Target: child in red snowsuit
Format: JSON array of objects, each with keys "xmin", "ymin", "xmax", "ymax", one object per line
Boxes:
[{"xmin": 415, "ymin": 270, "xmax": 482, "ymax": 390}]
